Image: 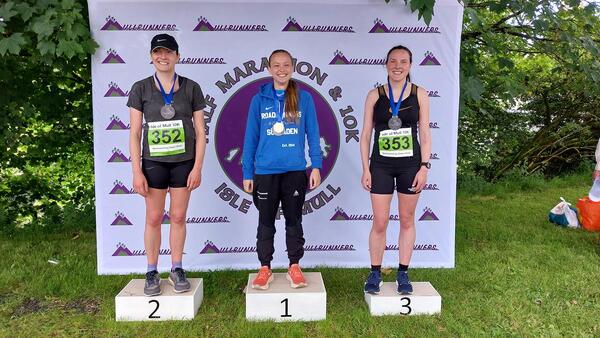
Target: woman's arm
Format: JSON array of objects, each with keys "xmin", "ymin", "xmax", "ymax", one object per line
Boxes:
[
  {"xmin": 187, "ymin": 109, "xmax": 207, "ymax": 190},
  {"xmin": 129, "ymin": 107, "xmax": 148, "ymax": 196},
  {"xmin": 410, "ymin": 86, "xmax": 431, "ymax": 193},
  {"xmin": 359, "ymin": 89, "xmax": 378, "ymax": 191}
]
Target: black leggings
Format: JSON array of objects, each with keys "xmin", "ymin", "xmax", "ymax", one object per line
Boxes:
[{"xmin": 252, "ymin": 170, "xmax": 308, "ymax": 267}]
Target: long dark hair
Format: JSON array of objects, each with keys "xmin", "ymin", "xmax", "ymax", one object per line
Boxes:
[
  {"xmin": 268, "ymin": 49, "xmax": 299, "ymax": 123},
  {"xmin": 386, "ymin": 45, "xmax": 412, "ymax": 82}
]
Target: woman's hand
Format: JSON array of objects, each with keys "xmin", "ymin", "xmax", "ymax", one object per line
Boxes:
[
  {"xmin": 187, "ymin": 167, "xmax": 202, "ymax": 191},
  {"xmin": 309, "ymin": 169, "xmax": 321, "ymax": 189},
  {"xmin": 361, "ymin": 170, "xmax": 372, "ymax": 191},
  {"xmin": 411, "ymin": 167, "xmax": 428, "ymax": 193},
  {"xmin": 243, "ymin": 179, "xmax": 254, "ymax": 193},
  {"xmin": 133, "ymin": 170, "xmax": 148, "ymax": 197},
  {"xmin": 593, "ymin": 170, "xmax": 600, "ymax": 181}
]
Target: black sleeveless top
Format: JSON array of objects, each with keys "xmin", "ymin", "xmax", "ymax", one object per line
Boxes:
[{"xmin": 370, "ymin": 83, "xmax": 421, "ymax": 168}]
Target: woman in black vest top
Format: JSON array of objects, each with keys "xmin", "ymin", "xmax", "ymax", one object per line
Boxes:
[{"xmin": 359, "ymin": 45, "xmax": 432, "ymax": 295}]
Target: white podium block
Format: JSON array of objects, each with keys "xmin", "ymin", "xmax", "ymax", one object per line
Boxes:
[
  {"xmin": 115, "ymin": 278, "xmax": 203, "ymax": 321},
  {"xmin": 365, "ymin": 282, "xmax": 441, "ymax": 316},
  {"xmin": 245, "ymin": 272, "xmax": 326, "ymax": 322}
]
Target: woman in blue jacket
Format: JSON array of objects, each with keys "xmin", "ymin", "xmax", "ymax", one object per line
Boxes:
[{"xmin": 242, "ymin": 49, "xmax": 322, "ymax": 290}]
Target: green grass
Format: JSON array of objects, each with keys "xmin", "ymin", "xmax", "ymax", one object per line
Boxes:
[{"xmin": 1, "ymin": 174, "xmax": 599, "ymax": 337}]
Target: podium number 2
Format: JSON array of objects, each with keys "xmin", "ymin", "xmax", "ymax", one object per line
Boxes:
[
  {"xmin": 148, "ymin": 300, "xmax": 160, "ymax": 319},
  {"xmin": 400, "ymin": 297, "xmax": 412, "ymax": 315},
  {"xmin": 281, "ymin": 298, "xmax": 292, "ymax": 317}
]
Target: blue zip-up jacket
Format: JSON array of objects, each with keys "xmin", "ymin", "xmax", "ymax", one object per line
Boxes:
[{"xmin": 242, "ymin": 82, "xmax": 322, "ymax": 179}]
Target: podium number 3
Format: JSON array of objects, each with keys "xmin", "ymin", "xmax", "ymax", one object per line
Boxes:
[
  {"xmin": 149, "ymin": 300, "xmax": 160, "ymax": 319},
  {"xmin": 400, "ymin": 297, "xmax": 412, "ymax": 315},
  {"xmin": 281, "ymin": 298, "xmax": 292, "ymax": 317}
]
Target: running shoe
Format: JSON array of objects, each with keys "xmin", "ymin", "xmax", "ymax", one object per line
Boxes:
[
  {"xmin": 364, "ymin": 270, "xmax": 383, "ymax": 294},
  {"xmin": 252, "ymin": 266, "xmax": 273, "ymax": 290},
  {"xmin": 144, "ymin": 270, "xmax": 161, "ymax": 296},
  {"xmin": 286, "ymin": 264, "xmax": 307, "ymax": 288},
  {"xmin": 396, "ymin": 270, "xmax": 413, "ymax": 295},
  {"xmin": 168, "ymin": 268, "xmax": 191, "ymax": 293}
]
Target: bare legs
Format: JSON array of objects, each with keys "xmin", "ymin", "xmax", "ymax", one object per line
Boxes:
[
  {"xmin": 144, "ymin": 188, "xmax": 191, "ymax": 267},
  {"xmin": 368, "ymin": 192, "xmax": 419, "ymax": 266}
]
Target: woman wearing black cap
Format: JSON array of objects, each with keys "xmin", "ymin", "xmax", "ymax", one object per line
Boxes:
[{"xmin": 127, "ymin": 33, "xmax": 207, "ymax": 296}]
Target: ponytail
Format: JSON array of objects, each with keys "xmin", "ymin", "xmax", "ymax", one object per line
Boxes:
[{"xmin": 285, "ymin": 80, "xmax": 299, "ymax": 123}]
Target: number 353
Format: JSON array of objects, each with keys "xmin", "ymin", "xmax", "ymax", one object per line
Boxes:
[{"xmin": 380, "ymin": 136, "xmax": 411, "ymax": 150}]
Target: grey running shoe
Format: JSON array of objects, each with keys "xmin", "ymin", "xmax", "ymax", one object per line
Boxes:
[
  {"xmin": 144, "ymin": 270, "xmax": 161, "ymax": 296},
  {"xmin": 169, "ymin": 268, "xmax": 191, "ymax": 293}
]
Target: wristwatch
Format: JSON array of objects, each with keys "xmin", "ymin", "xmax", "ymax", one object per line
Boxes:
[{"xmin": 420, "ymin": 162, "xmax": 431, "ymax": 169}]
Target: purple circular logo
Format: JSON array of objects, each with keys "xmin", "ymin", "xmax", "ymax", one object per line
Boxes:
[{"xmin": 215, "ymin": 77, "xmax": 340, "ymax": 194}]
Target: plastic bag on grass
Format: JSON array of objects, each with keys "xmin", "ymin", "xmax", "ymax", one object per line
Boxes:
[
  {"xmin": 576, "ymin": 196, "xmax": 600, "ymax": 232},
  {"xmin": 548, "ymin": 197, "xmax": 579, "ymax": 228}
]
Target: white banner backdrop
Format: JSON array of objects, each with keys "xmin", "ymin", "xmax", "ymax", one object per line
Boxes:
[{"xmin": 89, "ymin": 0, "xmax": 463, "ymax": 274}]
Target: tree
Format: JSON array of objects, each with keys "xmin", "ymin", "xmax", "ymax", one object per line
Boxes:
[
  {"xmin": 0, "ymin": 0, "xmax": 97, "ymax": 232},
  {"xmin": 458, "ymin": 0, "xmax": 600, "ymax": 179}
]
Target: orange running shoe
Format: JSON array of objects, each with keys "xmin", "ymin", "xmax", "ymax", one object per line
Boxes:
[
  {"xmin": 286, "ymin": 264, "xmax": 307, "ymax": 288},
  {"xmin": 251, "ymin": 266, "xmax": 273, "ymax": 290}
]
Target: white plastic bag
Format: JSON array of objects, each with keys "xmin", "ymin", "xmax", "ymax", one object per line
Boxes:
[{"xmin": 548, "ymin": 197, "xmax": 579, "ymax": 228}]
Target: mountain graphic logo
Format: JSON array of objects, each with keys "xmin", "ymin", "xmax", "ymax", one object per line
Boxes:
[
  {"xmin": 329, "ymin": 50, "xmax": 350, "ymax": 65},
  {"xmin": 429, "ymin": 122, "xmax": 440, "ymax": 129},
  {"xmin": 162, "ymin": 211, "xmax": 170, "ymax": 224},
  {"xmin": 369, "ymin": 18, "xmax": 390, "ymax": 33},
  {"xmin": 112, "ymin": 242, "xmax": 133, "ymax": 256},
  {"xmin": 199, "ymin": 240, "xmax": 256, "ymax": 254},
  {"xmin": 199, "ymin": 240, "xmax": 221, "ymax": 254},
  {"xmin": 102, "ymin": 48, "xmax": 125, "ymax": 63},
  {"xmin": 106, "ymin": 115, "xmax": 129, "ymax": 130},
  {"xmin": 330, "ymin": 207, "xmax": 351, "ymax": 221},
  {"xmin": 109, "ymin": 180, "xmax": 133, "ymax": 194},
  {"xmin": 428, "ymin": 90, "xmax": 441, "ymax": 97},
  {"xmin": 104, "ymin": 82, "xmax": 128, "ymax": 97},
  {"xmin": 112, "ymin": 242, "xmax": 172, "ymax": 256},
  {"xmin": 282, "ymin": 16, "xmax": 303, "ymax": 31},
  {"xmin": 100, "ymin": 15, "xmax": 176, "ymax": 31},
  {"xmin": 111, "ymin": 212, "xmax": 132, "ymax": 226},
  {"xmin": 108, "ymin": 148, "xmax": 130, "ymax": 163},
  {"xmin": 193, "ymin": 16, "xmax": 267, "ymax": 32},
  {"xmin": 419, "ymin": 51, "xmax": 441, "ymax": 66},
  {"xmin": 100, "ymin": 16, "xmax": 123, "ymax": 31},
  {"xmin": 430, "ymin": 153, "xmax": 440, "ymax": 160},
  {"xmin": 369, "ymin": 18, "xmax": 441, "ymax": 34},
  {"xmin": 329, "ymin": 50, "xmax": 384, "ymax": 65},
  {"xmin": 418, "ymin": 207, "xmax": 439, "ymax": 221},
  {"xmin": 193, "ymin": 16, "xmax": 215, "ymax": 31}
]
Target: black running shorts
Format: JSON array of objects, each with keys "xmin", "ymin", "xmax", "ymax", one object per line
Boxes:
[
  {"xmin": 142, "ymin": 158, "xmax": 194, "ymax": 189},
  {"xmin": 369, "ymin": 165, "xmax": 420, "ymax": 195}
]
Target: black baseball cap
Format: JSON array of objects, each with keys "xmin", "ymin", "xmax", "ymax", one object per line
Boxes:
[{"xmin": 150, "ymin": 34, "xmax": 178, "ymax": 53}]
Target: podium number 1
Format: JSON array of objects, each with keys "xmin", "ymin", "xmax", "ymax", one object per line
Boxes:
[
  {"xmin": 281, "ymin": 298, "xmax": 292, "ymax": 317},
  {"xmin": 148, "ymin": 300, "xmax": 160, "ymax": 319}
]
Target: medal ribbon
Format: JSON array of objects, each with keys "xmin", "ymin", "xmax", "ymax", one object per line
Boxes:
[
  {"xmin": 388, "ymin": 78, "xmax": 408, "ymax": 118},
  {"xmin": 155, "ymin": 73, "xmax": 177, "ymax": 106},
  {"xmin": 273, "ymin": 88, "xmax": 285, "ymax": 123}
]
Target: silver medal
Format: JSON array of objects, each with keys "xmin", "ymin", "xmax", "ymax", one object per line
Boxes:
[
  {"xmin": 272, "ymin": 122, "xmax": 285, "ymax": 136},
  {"xmin": 160, "ymin": 104, "xmax": 176, "ymax": 120},
  {"xmin": 388, "ymin": 116, "xmax": 402, "ymax": 130}
]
